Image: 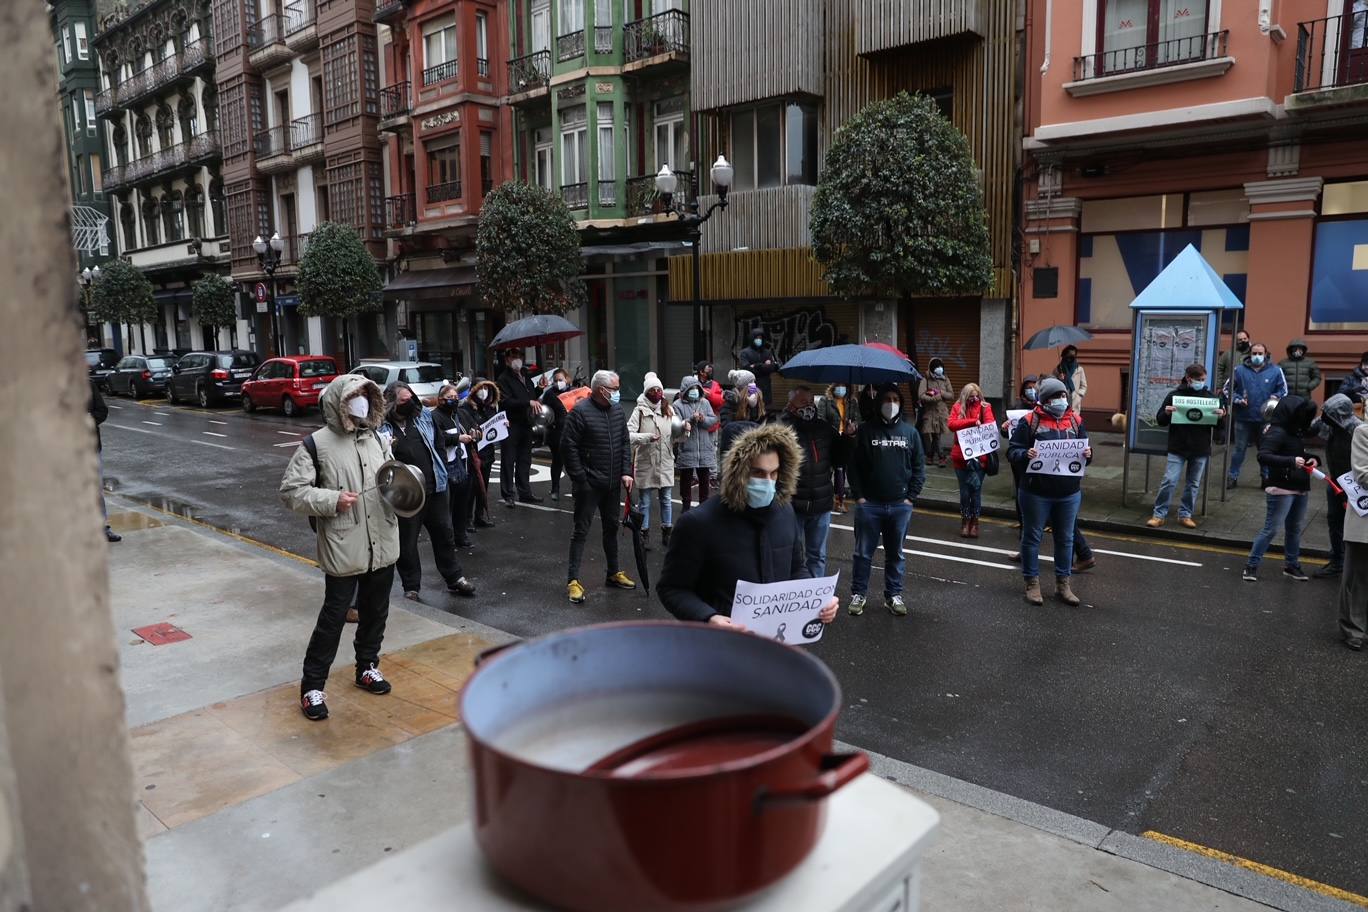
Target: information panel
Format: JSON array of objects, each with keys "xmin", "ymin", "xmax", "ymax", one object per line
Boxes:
[{"xmin": 1127, "ymin": 311, "xmax": 1215, "ymax": 455}]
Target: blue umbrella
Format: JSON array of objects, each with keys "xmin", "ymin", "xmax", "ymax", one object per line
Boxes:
[
  {"xmin": 1022, "ymin": 324, "xmax": 1093, "ymax": 350},
  {"xmin": 779, "ymin": 344, "xmax": 922, "ymax": 386}
]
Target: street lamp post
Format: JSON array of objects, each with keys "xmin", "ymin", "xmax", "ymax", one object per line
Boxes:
[
  {"xmin": 253, "ymin": 232, "xmax": 285, "ymax": 356},
  {"xmin": 79, "ymin": 265, "xmax": 102, "ymax": 345},
  {"xmin": 655, "ymin": 155, "xmax": 733, "ymax": 363}
]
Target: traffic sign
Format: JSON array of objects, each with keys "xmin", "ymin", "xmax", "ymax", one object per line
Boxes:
[{"xmin": 255, "ymin": 282, "xmax": 268, "ymax": 303}]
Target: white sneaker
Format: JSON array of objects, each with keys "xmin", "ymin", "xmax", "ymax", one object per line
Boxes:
[{"xmin": 848, "ymin": 594, "xmax": 867, "ymax": 616}]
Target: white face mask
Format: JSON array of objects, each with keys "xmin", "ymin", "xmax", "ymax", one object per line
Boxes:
[
  {"xmin": 556, "ymin": 379, "xmax": 567, "ymax": 391},
  {"xmin": 346, "ymin": 395, "xmax": 370, "ymax": 419},
  {"xmin": 509, "ymin": 359, "xmax": 523, "ymax": 371},
  {"xmin": 881, "ymin": 402, "xmax": 900, "ymax": 420},
  {"xmin": 476, "ymin": 389, "xmax": 489, "ymax": 402}
]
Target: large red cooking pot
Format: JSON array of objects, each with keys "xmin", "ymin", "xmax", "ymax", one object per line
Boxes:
[{"xmin": 460, "ymin": 621, "xmax": 867, "ymax": 912}]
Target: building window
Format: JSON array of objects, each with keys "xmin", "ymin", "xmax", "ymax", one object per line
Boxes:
[
  {"xmin": 178, "ymin": 95, "xmax": 199, "ymax": 141},
  {"xmin": 75, "ymin": 21, "xmax": 89, "ymax": 60},
  {"xmin": 142, "ymin": 198, "xmax": 161, "ymax": 246},
  {"xmin": 84, "ymin": 90, "xmax": 97, "ymax": 136},
  {"xmin": 136, "ymin": 115, "xmax": 153, "ymax": 158},
  {"xmin": 323, "ymin": 35, "xmax": 361, "ymax": 124},
  {"xmin": 156, "ymin": 105, "xmax": 175, "ymax": 150},
  {"xmin": 480, "ymin": 132, "xmax": 494, "ymax": 195},
  {"xmin": 163, "ymin": 191, "xmax": 185, "ymax": 242},
  {"xmin": 1098, "ymin": 0, "xmax": 1210, "ymax": 73},
  {"xmin": 560, "ymin": 104, "xmax": 587, "ymax": 186},
  {"xmin": 209, "ymin": 180, "xmax": 225, "ymax": 236},
  {"xmin": 532, "ymin": 0, "xmax": 551, "ymax": 52},
  {"xmin": 75, "ymin": 154, "xmax": 87, "ymax": 195},
  {"xmin": 476, "ymin": 12, "xmax": 489, "ymax": 75},
  {"xmin": 423, "ymin": 15, "xmax": 458, "ymax": 82},
  {"xmin": 186, "ymin": 185, "xmax": 205, "ymax": 237},
  {"xmin": 62, "ymin": 26, "xmax": 72, "ymax": 65},
  {"xmin": 534, "ymin": 126, "xmax": 554, "ymax": 190},
  {"xmin": 120, "ymin": 202, "xmax": 137, "ymax": 250},
  {"xmin": 593, "ymin": 0, "xmax": 612, "ymax": 50},
  {"xmin": 728, "ymin": 101, "xmax": 818, "ymax": 192},
  {"xmin": 426, "ymin": 136, "xmax": 462, "ymax": 200},
  {"xmin": 653, "ymin": 96, "xmax": 688, "ymax": 172},
  {"xmin": 596, "ymin": 102, "xmax": 615, "ymax": 204},
  {"xmin": 90, "ymin": 154, "xmax": 102, "ymax": 193},
  {"xmin": 560, "ymin": 0, "xmax": 584, "ymax": 33}
]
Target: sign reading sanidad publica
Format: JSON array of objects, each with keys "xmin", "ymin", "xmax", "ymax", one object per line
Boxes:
[
  {"xmin": 1027, "ymin": 438, "xmax": 1087, "ymax": 477},
  {"xmin": 1339, "ymin": 471, "xmax": 1368, "ymax": 518},
  {"xmin": 1171, "ymin": 395, "xmax": 1221, "ymax": 426},
  {"xmin": 730, "ymin": 574, "xmax": 839, "ymax": 645},
  {"xmin": 955, "ymin": 423, "xmax": 1000, "ymax": 459}
]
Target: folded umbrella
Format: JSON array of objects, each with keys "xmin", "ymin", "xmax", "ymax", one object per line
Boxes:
[
  {"xmin": 780, "ymin": 343, "xmax": 922, "ymax": 387},
  {"xmin": 1022, "ymin": 325, "xmax": 1093, "ymax": 350},
  {"xmin": 490, "ymin": 314, "xmax": 584, "ymax": 350},
  {"xmin": 622, "ymin": 498, "xmax": 650, "ymax": 596}
]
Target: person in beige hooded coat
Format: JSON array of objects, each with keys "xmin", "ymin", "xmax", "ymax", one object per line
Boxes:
[
  {"xmin": 280, "ymin": 373, "xmax": 400, "ymax": 720},
  {"xmin": 628, "ymin": 371, "xmax": 676, "ymax": 547},
  {"xmin": 1338, "ymin": 423, "xmax": 1368, "ymax": 650}
]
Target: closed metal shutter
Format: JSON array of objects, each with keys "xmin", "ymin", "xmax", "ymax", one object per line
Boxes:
[{"xmin": 902, "ymin": 299, "xmax": 982, "ymax": 393}]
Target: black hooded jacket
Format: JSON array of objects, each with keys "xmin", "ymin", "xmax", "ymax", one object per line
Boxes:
[
  {"xmin": 1257, "ymin": 395, "xmax": 1318, "ymax": 492},
  {"xmin": 1155, "ymin": 383, "xmax": 1224, "ymax": 459},
  {"xmin": 778, "ymin": 410, "xmax": 837, "ymax": 515},
  {"xmin": 738, "ymin": 332, "xmax": 778, "ymax": 401}
]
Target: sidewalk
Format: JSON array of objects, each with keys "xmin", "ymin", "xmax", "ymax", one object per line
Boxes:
[
  {"xmin": 915, "ymin": 431, "xmax": 1333, "ymax": 557},
  {"xmin": 105, "ymin": 502, "xmax": 1353, "ymax": 912}
]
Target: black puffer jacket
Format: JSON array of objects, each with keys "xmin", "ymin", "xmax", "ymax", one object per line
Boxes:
[
  {"xmin": 1258, "ymin": 395, "xmax": 1317, "ymax": 492},
  {"xmin": 89, "ymin": 379, "xmax": 107, "ymax": 451},
  {"xmin": 778, "ymin": 410, "xmax": 837, "ymax": 515},
  {"xmin": 562, "ymin": 395, "xmax": 631, "ymax": 491}
]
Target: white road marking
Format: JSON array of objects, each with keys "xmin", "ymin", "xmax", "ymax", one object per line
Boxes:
[
  {"xmin": 273, "ymin": 441, "xmax": 300, "ymax": 448},
  {"xmin": 208, "ymin": 419, "xmax": 228, "ymax": 426},
  {"xmin": 108, "ymin": 423, "xmax": 157, "ymax": 435},
  {"xmin": 1090, "ymin": 548, "xmax": 1200, "ymax": 567},
  {"xmin": 203, "ymin": 431, "xmax": 228, "ymax": 438},
  {"xmin": 155, "ymin": 412, "xmax": 171, "ymax": 416},
  {"xmin": 190, "ymin": 438, "xmax": 236, "ymax": 451},
  {"xmin": 107, "ymin": 404, "xmax": 123, "ymax": 410},
  {"xmin": 899, "ymin": 547, "xmax": 1017, "ymax": 571},
  {"xmin": 142, "ymin": 421, "xmax": 162, "ymax": 426},
  {"xmin": 109, "ymin": 422, "xmax": 236, "ymax": 451},
  {"xmin": 276, "ymin": 430, "xmax": 303, "ymax": 436}
]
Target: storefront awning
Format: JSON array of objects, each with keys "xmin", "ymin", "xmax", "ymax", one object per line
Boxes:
[
  {"xmin": 153, "ymin": 288, "xmax": 193, "ymax": 305},
  {"xmin": 383, "ymin": 266, "xmax": 476, "ymax": 300},
  {"xmin": 581, "ymin": 240, "xmax": 688, "ymax": 259}
]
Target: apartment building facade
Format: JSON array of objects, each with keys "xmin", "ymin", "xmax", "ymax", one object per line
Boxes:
[
  {"xmin": 1021, "ymin": 0, "xmax": 1368, "ymax": 420},
  {"xmin": 375, "ymin": 0, "xmax": 513, "ymax": 380},
  {"xmin": 93, "ymin": 0, "xmax": 233, "ymax": 355},
  {"xmin": 675, "ymin": 0, "xmax": 1020, "ymax": 405}
]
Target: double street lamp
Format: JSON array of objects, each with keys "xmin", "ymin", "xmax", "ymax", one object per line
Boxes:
[
  {"xmin": 655, "ymin": 154, "xmax": 734, "ymax": 362},
  {"xmin": 253, "ymin": 232, "xmax": 285, "ymax": 356},
  {"xmin": 79, "ymin": 265, "xmax": 102, "ymax": 345}
]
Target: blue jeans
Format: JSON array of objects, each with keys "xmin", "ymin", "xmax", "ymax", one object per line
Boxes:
[
  {"xmin": 955, "ymin": 464, "xmax": 984, "ymax": 518},
  {"xmin": 637, "ymin": 486, "xmax": 673, "ymax": 531},
  {"xmin": 1153, "ymin": 454, "xmax": 1207, "ymax": 520},
  {"xmin": 799, "ymin": 510, "xmax": 832, "ymax": 578},
  {"xmin": 851, "ymin": 501, "xmax": 915, "ymax": 597},
  {"xmin": 1247, "ymin": 492, "xmax": 1309, "ymax": 570},
  {"xmin": 1020, "ymin": 490, "xmax": 1081, "ymax": 579},
  {"xmin": 1227, "ymin": 420, "xmax": 1262, "ymax": 482}
]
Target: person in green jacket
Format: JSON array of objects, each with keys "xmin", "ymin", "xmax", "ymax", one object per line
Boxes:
[{"xmin": 1279, "ymin": 338, "xmax": 1321, "ymax": 401}]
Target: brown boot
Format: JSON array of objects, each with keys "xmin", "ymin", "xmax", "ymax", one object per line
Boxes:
[
  {"xmin": 959, "ymin": 518, "xmax": 971, "ymax": 538},
  {"xmin": 1024, "ymin": 577, "xmax": 1043, "ymax": 605},
  {"xmin": 833, "ymin": 496, "xmax": 846, "ymax": 514},
  {"xmin": 968, "ymin": 518, "xmax": 980, "ymax": 539},
  {"xmin": 1056, "ymin": 576, "xmax": 1081, "ymax": 606}
]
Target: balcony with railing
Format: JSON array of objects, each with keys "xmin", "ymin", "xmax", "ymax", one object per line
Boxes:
[
  {"xmin": 560, "ymin": 181, "xmax": 588, "ymax": 210},
  {"xmin": 594, "ymin": 26, "xmax": 614, "ymax": 54},
  {"xmin": 103, "ymin": 130, "xmax": 220, "ymax": 191},
  {"xmin": 423, "ymin": 58, "xmax": 459, "ymax": 87},
  {"xmin": 625, "ymin": 170, "xmax": 694, "ymax": 217},
  {"xmin": 290, "ymin": 113, "xmax": 323, "ymax": 162},
  {"xmin": 477, "ymin": 57, "xmax": 490, "ymax": 78},
  {"xmin": 284, "ymin": 0, "xmax": 317, "ymax": 50},
  {"xmin": 280, "ymin": 232, "xmax": 312, "ymax": 265},
  {"xmin": 94, "ymin": 38, "xmax": 210, "ymax": 116},
  {"xmin": 1069, "ymin": 30, "xmax": 1230, "ymax": 93},
  {"xmin": 624, "ymin": 9, "xmax": 690, "ymax": 64},
  {"xmin": 508, "ymin": 51, "xmax": 551, "ymax": 96},
  {"xmin": 247, "ymin": 13, "xmax": 291, "ymax": 69},
  {"xmin": 426, "ymin": 180, "xmax": 463, "ymax": 204},
  {"xmin": 373, "ymin": 0, "xmax": 405, "ymax": 23},
  {"xmin": 1292, "ymin": 12, "xmax": 1368, "ymax": 101},
  {"xmin": 557, "ymin": 30, "xmax": 586, "ymax": 62},
  {"xmin": 385, "ymin": 193, "xmax": 416, "ymax": 231},
  {"xmin": 379, "ymin": 81, "xmax": 411, "ymax": 128},
  {"xmin": 254, "ymin": 124, "xmax": 290, "ymax": 167}
]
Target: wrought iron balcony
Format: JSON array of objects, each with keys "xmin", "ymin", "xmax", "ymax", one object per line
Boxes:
[
  {"xmin": 422, "ymin": 58, "xmax": 458, "ymax": 87},
  {"xmin": 385, "ymin": 193, "xmax": 415, "ymax": 229},
  {"xmin": 624, "ymin": 9, "xmax": 690, "ymax": 63},
  {"xmin": 625, "ymin": 170, "xmax": 694, "ymax": 217},
  {"xmin": 560, "ymin": 181, "xmax": 588, "ymax": 210},
  {"xmin": 380, "ymin": 81, "xmax": 411, "ymax": 120},
  {"xmin": 1073, "ymin": 29, "xmax": 1228, "ymax": 81},
  {"xmin": 103, "ymin": 130, "xmax": 220, "ymax": 191},
  {"xmin": 254, "ymin": 124, "xmax": 290, "ymax": 159},
  {"xmin": 290, "ymin": 113, "xmax": 322, "ymax": 154},
  {"xmin": 477, "ymin": 57, "xmax": 490, "ymax": 77},
  {"xmin": 248, "ymin": 13, "xmax": 291, "ymax": 68},
  {"xmin": 508, "ymin": 51, "xmax": 551, "ymax": 93},
  {"xmin": 557, "ymin": 30, "xmax": 585, "ymax": 62},
  {"xmin": 1294, "ymin": 13, "xmax": 1368, "ymax": 93},
  {"xmin": 594, "ymin": 26, "xmax": 613, "ymax": 54},
  {"xmin": 284, "ymin": 0, "xmax": 317, "ymax": 49},
  {"xmin": 95, "ymin": 38, "xmax": 210, "ymax": 115},
  {"xmin": 426, "ymin": 180, "xmax": 463, "ymax": 203}
]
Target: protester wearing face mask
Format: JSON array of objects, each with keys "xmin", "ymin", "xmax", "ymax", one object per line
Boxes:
[
  {"xmin": 1008, "ymin": 377, "xmax": 1092, "ymax": 607},
  {"xmin": 674, "ymin": 375, "xmax": 719, "ymax": 511},
  {"xmin": 847, "ymin": 384, "xmax": 925, "ymax": 618},
  {"xmin": 738, "ymin": 328, "xmax": 778, "ymax": 406},
  {"xmin": 1243, "ymin": 395, "xmax": 1318, "ymax": 583},
  {"xmin": 380, "ymin": 382, "xmax": 477, "ymax": 602},
  {"xmin": 694, "ymin": 360, "xmax": 725, "ymax": 413},
  {"xmin": 659, "ymin": 424, "xmax": 840, "ymax": 630},
  {"xmin": 280, "ymin": 375, "xmax": 400, "ymax": 721},
  {"xmin": 1056, "ymin": 345, "xmax": 1088, "ymax": 416},
  {"xmin": 779, "ymin": 386, "xmax": 840, "ymax": 577},
  {"xmin": 458, "ymin": 378, "xmax": 501, "ymax": 530},
  {"xmin": 1278, "ymin": 339, "xmax": 1321, "ymax": 401},
  {"xmin": 916, "ymin": 358, "xmax": 955, "ymax": 468},
  {"xmin": 1337, "ymin": 352, "xmax": 1368, "ymax": 410},
  {"xmin": 1000, "ymin": 376, "xmax": 1039, "ymax": 529},
  {"xmin": 1217, "ymin": 330, "xmax": 1251, "ymax": 390},
  {"xmin": 496, "ymin": 350, "xmax": 544, "ymax": 507},
  {"xmin": 1309, "ymin": 394, "xmax": 1361, "ymax": 579},
  {"xmin": 562, "ymin": 370, "xmax": 636, "ymax": 604},
  {"xmin": 539, "ymin": 368, "xmax": 570, "ymax": 500},
  {"xmin": 947, "ymin": 383, "xmax": 997, "ymax": 539},
  {"xmin": 1228, "ymin": 342, "xmax": 1288, "ymax": 489},
  {"xmin": 719, "ymin": 369, "xmax": 767, "ymax": 464},
  {"xmin": 819, "ymin": 382, "xmax": 858, "ymax": 512},
  {"xmin": 1149, "ymin": 364, "xmax": 1226, "ymax": 530},
  {"xmin": 432, "ymin": 383, "xmax": 476, "ymax": 549},
  {"xmin": 627, "ymin": 372, "xmax": 677, "ymax": 549}
]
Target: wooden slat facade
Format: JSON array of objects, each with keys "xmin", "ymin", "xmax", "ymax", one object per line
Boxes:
[
  {"xmin": 696, "ymin": 186, "xmax": 817, "ymax": 253},
  {"xmin": 689, "ymin": 0, "xmax": 824, "ymax": 111},
  {"xmin": 854, "ymin": 0, "xmax": 986, "ymax": 56},
  {"xmin": 667, "ymin": 247, "xmax": 830, "ymax": 302}
]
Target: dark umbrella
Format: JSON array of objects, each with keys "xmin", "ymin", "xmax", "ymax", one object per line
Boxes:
[
  {"xmin": 621, "ymin": 498, "xmax": 650, "ymax": 597},
  {"xmin": 1023, "ymin": 324, "xmax": 1093, "ymax": 350},
  {"xmin": 779, "ymin": 343, "xmax": 922, "ymax": 386},
  {"xmin": 489, "ymin": 314, "xmax": 584, "ymax": 350}
]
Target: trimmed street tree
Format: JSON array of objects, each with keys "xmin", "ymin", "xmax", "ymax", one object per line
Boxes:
[
  {"xmin": 476, "ymin": 181, "xmax": 585, "ymax": 317},
  {"xmin": 191, "ymin": 275, "xmax": 237, "ymax": 345},
  {"xmin": 297, "ymin": 221, "xmax": 382, "ymax": 365},
  {"xmin": 810, "ymin": 91, "xmax": 993, "ymax": 362},
  {"xmin": 90, "ymin": 257, "xmax": 156, "ymax": 353}
]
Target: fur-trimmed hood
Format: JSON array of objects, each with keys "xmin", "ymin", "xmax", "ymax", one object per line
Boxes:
[
  {"xmin": 320, "ymin": 373, "xmax": 386, "ymax": 434},
  {"xmin": 468, "ymin": 379, "xmax": 501, "ymax": 407},
  {"xmin": 718, "ymin": 423, "xmax": 802, "ymax": 513}
]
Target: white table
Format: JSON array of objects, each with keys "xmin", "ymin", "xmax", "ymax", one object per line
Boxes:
[{"xmin": 281, "ymin": 773, "xmax": 939, "ymax": 912}]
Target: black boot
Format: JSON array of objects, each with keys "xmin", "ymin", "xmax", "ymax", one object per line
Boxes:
[{"xmin": 661, "ymin": 525, "xmax": 672, "ymax": 549}]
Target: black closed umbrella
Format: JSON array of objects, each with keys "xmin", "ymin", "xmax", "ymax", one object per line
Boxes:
[{"xmin": 621, "ymin": 498, "xmax": 650, "ymax": 597}]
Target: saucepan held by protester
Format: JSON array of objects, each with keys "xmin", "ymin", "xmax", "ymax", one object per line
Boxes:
[{"xmin": 460, "ymin": 621, "xmax": 867, "ymax": 912}]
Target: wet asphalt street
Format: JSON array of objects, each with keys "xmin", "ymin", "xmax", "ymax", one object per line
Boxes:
[{"xmin": 98, "ymin": 394, "xmax": 1368, "ymax": 897}]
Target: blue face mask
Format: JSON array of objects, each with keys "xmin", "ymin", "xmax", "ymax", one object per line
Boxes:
[
  {"xmin": 753, "ymin": 338, "xmax": 764, "ymax": 348},
  {"xmin": 1188, "ymin": 379, "xmax": 1206, "ymax": 390},
  {"xmin": 1044, "ymin": 398, "xmax": 1068, "ymax": 418},
  {"xmin": 687, "ymin": 389, "xmax": 700, "ymax": 401},
  {"xmin": 745, "ymin": 477, "xmax": 776, "ymax": 509},
  {"xmin": 1024, "ymin": 388, "xmax": 1038, "ymax": 402},
  {"xmin": 1250, "ymin": 355, "xmax": 1265, "ymax": 366},
  {"xmin": 609, "ymin": 390, "xmax": 621, "ymax": 404},
  {"xmin": 834, "ymin": 386, "xmax": 847, "ymax": 398}
]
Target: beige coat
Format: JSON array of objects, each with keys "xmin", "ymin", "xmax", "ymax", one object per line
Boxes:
[
  {"xmin": 917, "ymin": 376, "xmax": 954, "ymax": 435},
  {"xmin": 1064, "ymin": 363, "xmax": 1088, "ymax": 414},
  {"xmin": 628, "ymin": 393, "xmax": 676, "ymax": 489},
  {"xmin": 1345, "ymin": 424, "xmax": 1368, "ymax": 545},
  {"xmin": 280, "ymin": 374, "xmax": 400, "ymax": 577}
]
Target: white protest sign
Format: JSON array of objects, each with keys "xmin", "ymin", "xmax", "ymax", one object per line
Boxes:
[
  {"xmin": 955, "ymin": 423, "xmax": 1000, "ymax": 459},
  {"xmin": 478, "ymin": 410, "xmax": 510, "ymax": 451},
  {"xmin": 1338, "ymin": 471, "xmax": 1368, "ymax": 518},
  {"xmin": 1026, "ymin": 438, "xmax": 1088, "ymax": 477},
  {"xmin": 1006, "ymin": 409, "xmax": 1030, "ymax": 435},
  {"xmin": 730, "ymin": 573, "xmax": 839, "ymax": 646}
]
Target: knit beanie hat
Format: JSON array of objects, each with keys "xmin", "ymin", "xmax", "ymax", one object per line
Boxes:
[
  {"xmin": 644, "ymin": 371, "xmax": 663, "ymax": 393},
  {"xmin": 1037, "ymin": 377, "xmax": 1068, "ymax": 402}
]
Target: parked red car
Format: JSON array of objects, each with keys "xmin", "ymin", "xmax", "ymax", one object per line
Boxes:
[{"xmin": 241, "ymin": 356, "xmax": 339, "ymax": 417}]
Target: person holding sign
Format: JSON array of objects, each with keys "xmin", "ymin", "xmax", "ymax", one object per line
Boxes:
[
  {"xmin": 948, "ymin": 383, "xmax": 997, "ymax": 539},
  {"xmin": 1310, "ymin": 394, "xmax": 1361, "ymax": 579},
  {"xmin": 458, "ymin": 379, "xmax": 501, "ymax": 532},
  {"xmin": 1338, "ymin": 422, "xmax": 1368, "ymax": 650},
  {"xmin": 1148, "ymin": 363, "xmax": 1226, "ymax": 529},
  {"xmin": 1000, "ymin": 375, "xmax": 1039, "ymax": 529},
  {"xmin": 658, "ymin": 423, "xmax": 839, "ymax": 629},
  {"xmin": 1242, "ymin": 396, "xmax": 1318, "ymax": 582},
  {"xmin": 1007, "ymin": 377, "xmax": 1092, "ymax": 607}
]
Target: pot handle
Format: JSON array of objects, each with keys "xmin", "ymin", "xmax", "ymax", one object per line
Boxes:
[
  {"xmin": 474, "ymin": 641, "xmax": 517, "ymax": 667},
  {"xmin": 756, "ymin": 752, "xmax": 869, "ymax": 808}
]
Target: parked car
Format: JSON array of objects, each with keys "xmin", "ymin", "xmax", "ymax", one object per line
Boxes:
[
  {"xmin": 107, "ymin": 355, "xmax": 176, "ymax": 398},
  {"xmin": 348, "ymin": 360, "xmax": 450, "ymax": 404},
  {"xmin": 85, "ymin": 348, "xmax": 119, "ymax": 390},
  {"xmin": 241, "ymin": 355, "xmax": 339, "ymax": 417},
  {"xmin": 166, "ymin": 351, "xmax": 261, "ymax": 407}
]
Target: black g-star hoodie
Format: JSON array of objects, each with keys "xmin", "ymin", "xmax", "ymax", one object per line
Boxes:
[{"xmin": 847, "ymin": 390, "xmax": 925, "ymax": 504}]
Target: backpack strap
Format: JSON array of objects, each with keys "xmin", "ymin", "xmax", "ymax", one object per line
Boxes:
[{"xmin": 303, "ymin": 434, "xmax": 322, "ymax": 487}]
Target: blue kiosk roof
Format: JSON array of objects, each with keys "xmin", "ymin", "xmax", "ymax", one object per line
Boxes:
[{"xmin": 1128, "ymin": 244, "xmax": 1245, "ymax": 312}]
